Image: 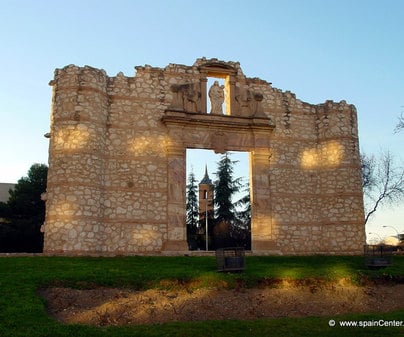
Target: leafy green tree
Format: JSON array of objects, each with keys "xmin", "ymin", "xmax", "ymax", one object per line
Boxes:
[
  {"xmin": 186, "ymin": 169, "xmax": 199, "ymax": 249},
  {"xmin": 214, "ymin": 153, "xmax": 242, "ymax": 224},
  {"xmin": 233, "ymin": 182, "xmax": 252, "ymax": 249},
  {"xmin": 0, "ymin": 163, "xmax": 48, "ymax": 252},
  {"xmin": 235, "ymin": 183, "xmax": 251, "ymax": 224},
  {"xmin": 213, "ymin": 153, "xmax": 251, "ymax": 248}
]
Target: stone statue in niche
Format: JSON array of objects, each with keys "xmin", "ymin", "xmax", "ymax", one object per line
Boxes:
[
  {"xmin": 170, "ymin": 83, "xmax": 201, "ymax": 112},
  {"xmin": 208, "ymin": 81, "xmax": 225, "ymax": 114}
]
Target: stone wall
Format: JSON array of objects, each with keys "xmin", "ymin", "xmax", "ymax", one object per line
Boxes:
[{"xmin": 43, "ymin": 58, "xmax": 365, "ymax": 255}]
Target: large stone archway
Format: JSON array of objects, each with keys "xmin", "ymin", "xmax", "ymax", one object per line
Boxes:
[
  {"xmin": 162, "ymin": 109, "xmax": 275, "ymax": 251},
  {"xmin": 43, "ymin": 58, "xmax": 365, "ymax": 255}
]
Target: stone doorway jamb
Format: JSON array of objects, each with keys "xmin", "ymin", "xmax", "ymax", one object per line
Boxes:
[{"xmin": 162, "ymin": 111, "xmax": 275, "ymax": 253}]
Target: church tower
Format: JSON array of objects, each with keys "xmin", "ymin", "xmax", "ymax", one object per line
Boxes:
[{"xmin": 198, "ymin": 165, "xmax": 214, "ymax": 249}]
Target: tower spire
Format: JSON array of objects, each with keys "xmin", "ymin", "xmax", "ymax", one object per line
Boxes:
[{"xmin": 200, "ymin": 164, "xmax": 212, "ymax": 185}]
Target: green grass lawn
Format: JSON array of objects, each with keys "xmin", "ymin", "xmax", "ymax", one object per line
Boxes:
[{"xmin": 0, "ymin": 255, "xmax": 403, "ymax": 337}]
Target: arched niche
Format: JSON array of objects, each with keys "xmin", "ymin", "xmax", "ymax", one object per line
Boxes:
[{"xmin": 198, "ymin": 61, "xmax": 238, "ymax": 116}]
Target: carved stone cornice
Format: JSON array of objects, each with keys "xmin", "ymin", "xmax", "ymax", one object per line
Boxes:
[{"xmin": 161, "ymin": 110, "xmax": 275, "ymax": 133}]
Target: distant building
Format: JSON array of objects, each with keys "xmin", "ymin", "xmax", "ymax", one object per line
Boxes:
[
  {"xmin": 0, "ymin": 183, "xmax": 15, "ymax": 203},
  {"xmin": 198, "ymin": 166, "xmax": 214, "ymax": 250},
  {"xmin": 383, "ymin": 236, "xmax": 401, "ymax": 246},
  {"xmin": 198, "ymin": 165, "xmax": 214, "ymax": 228}
]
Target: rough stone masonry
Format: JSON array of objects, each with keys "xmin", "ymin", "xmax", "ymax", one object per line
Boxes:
[{"xmin": 42, "ymin": 58, "xmax": 365, "ymax": 255}]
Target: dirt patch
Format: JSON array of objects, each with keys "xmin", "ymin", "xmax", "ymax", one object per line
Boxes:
[{"xmin": 39, "ymin": 281, "xmax": 404, "ymax": 326}]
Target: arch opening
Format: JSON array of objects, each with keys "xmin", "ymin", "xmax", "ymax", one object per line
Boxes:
[{"xmin": 186, "ymin": 149, "xmax": 251, "ymax": 251}]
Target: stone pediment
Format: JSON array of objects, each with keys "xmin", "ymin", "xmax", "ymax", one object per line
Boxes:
[
  {"xmin": 197, "ymin": 59, "xmax": 238, "ymax": 77},
  {"xmin": 193, "ymin": 57, "xmax": 241, "ymax": 74}
]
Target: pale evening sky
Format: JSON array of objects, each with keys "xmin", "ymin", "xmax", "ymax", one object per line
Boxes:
[{"xmin": 0, "ymin": 0, "xmax": 403, "ymax": 240}]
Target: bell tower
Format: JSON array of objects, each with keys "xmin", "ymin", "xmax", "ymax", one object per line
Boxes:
[{"xmin": 198, "ymin": 165, "xmax": 214, "ymax": 250}]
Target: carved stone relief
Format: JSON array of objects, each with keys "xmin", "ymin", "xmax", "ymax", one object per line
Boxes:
[
  {"xmin": 235, "ymin": 86, "xmax": 265, "ymax": 117},
  {"xmin": 170, "ymin": 83, "xmax": 201, "ymax": 112},
  {"xmin": 210, "ymin": 132, "xmax": 227, "ymax": 154}
]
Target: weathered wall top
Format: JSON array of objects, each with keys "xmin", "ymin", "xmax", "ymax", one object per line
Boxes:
[{"xmin": 50, "ymin": 57, "xmax": 358, "ymax": 139}]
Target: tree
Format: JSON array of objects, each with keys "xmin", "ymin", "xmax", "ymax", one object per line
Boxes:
[
  {"xmin": 185, "ymin": 169, "xmax": 199, "ymax": 249},
  {"xmin": 235, "ymin": 183, "xmax": 251, "ymax": 224},
  {"xmin": 394, "ymin": 112, "xmax": 404, "ymax": 133},
  {"xmin": 233, "ymin": 182, "xmax": 252, "ymax": 249},
  {"xmin": 361, "ymin": 153, "xmax": 376, "ymax": 191},
  {"xmin": 214, "ymin": 153, "xmax": 242, "ymax": 224},
  {"xmin": 0, "ymin": 163, "xmax": 48, "ymax": 252},
  {"xmin": 213, "ymin": 153, "xmax": 252, "ymax": 248},
  {"xmin": 361, "ymin": 151, "xmax": 404, "ymax": 224}
]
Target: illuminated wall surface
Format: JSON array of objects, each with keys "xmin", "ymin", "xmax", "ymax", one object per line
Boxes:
[{"xmin": 43, "ymin": 58, "xmax": 365, "ymax": 255}]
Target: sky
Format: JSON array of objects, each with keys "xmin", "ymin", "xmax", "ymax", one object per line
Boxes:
[{"xmin": 0, "ymin": 0, "xmax": 403, "ymax": 241}]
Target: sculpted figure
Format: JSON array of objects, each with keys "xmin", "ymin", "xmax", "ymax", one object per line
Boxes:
[
  {"xmin": 170, "ymin": 83, "xmax": 200, "ymax": 112},
  {"xmin": 184, "ymin": 84, "xmax": 200, "ymax": 112},
  {"xmin": 235, "ymin": 87, "xmax": 253, "ymax": 116},
  {"xmin": 208, "ymin": 81, "xmax": 225, "ymax": 114},
  {"xmin": 236, "ymin": 87, "xmax": 265, "ymax": 117}
]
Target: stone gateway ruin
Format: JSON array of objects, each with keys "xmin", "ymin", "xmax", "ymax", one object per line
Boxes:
[{"xmin": 42, "ymin": 58, "xmax": 365, "ymax": 255}]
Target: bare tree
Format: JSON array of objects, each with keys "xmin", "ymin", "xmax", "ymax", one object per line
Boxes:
[
  {"xmin": 361, "ymin": 153, "xmax": 376, "ymax": 190},
  {"xmin": 394, "ymin": 112, "xmax": 404, "ymax": 133},
  {"xmin": 362, "ymin": 151, "xmax": 404, "ymax": 224}
]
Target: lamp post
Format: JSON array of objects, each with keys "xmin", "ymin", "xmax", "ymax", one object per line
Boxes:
[
  {"xmin": 204, "ymin": 190, "xmax": 208, "ymax": 251},
  {"xmin": 368, "ymin": 232, "xmax": 382, "ymax": 243},
  {"xmin": 383, "ymin": 225, "xmax": 400, "ymax": 239}
]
